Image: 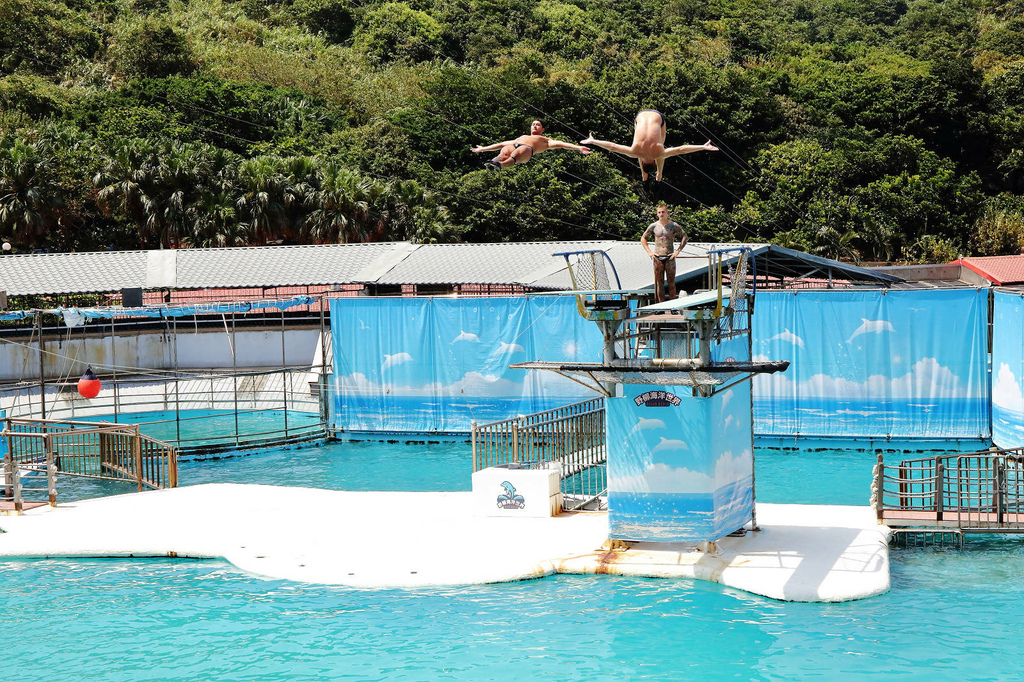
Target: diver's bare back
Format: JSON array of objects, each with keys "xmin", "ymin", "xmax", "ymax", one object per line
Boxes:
[
  {"xmin": 632, "ymin": 111, "xmax": 667, "ymax": 157},
  {"xmin": 645, "ymin": 221, "xmax": 683, "ymax": 256}
]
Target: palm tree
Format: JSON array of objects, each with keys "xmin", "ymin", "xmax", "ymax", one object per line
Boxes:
[
  {"xmin": 0, "ymin": 137, "xmax": 64, "ymax": 247},
  {"xmin": 94, "ymin": 139, "xmax": 160, "ymax": 246},
  {"xmin": 146, "ymin": 140, "xmax": 214, "ymax": 248},
  {"xmin": 813, "ymin": 224, "xmax": 861, "ymax": 264},
  {"xmin": 189, "ymin": 188, "xmax": 239, "ymax": 247},
  {"xmin": 280, "ymin": 156, "xmax": 318, "ymax": 240},
  {"xmin": 304, "ymin": 161, "xmax": 372, "ymax": 243},
  {"xmin": 236, "ymin": 156, "xmax": 286, "ymax": 245}
]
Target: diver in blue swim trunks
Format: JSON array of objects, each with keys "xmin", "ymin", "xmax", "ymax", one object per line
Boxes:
[
  {"xmin": 581, "ymin": 110, "xmax": 719, "ymax": 181},
  {"xmin": 471, "ymin": 120, "xmax": 591, "ymax": 169}
]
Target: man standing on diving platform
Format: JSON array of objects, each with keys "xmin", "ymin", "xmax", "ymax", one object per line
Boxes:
[
  {"xmin": 642, "ymin": 204, "xmax": 687, "ymax": 303},
  {"xmin": 581, "ymin": 110, "xmax": 718, "ymax": 181},
  {"xmin": 471, "ymin": 120, "xmax": 591, "ymax": 169}
]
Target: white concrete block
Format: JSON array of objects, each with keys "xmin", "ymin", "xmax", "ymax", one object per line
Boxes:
[{"xmin": 472, "ymin": 462, "xmax": 562, "ymax": 518}]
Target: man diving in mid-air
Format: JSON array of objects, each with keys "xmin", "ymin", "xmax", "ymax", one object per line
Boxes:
[
  {"xmin": 581, "ymin": 110, "xmax": 719, "ymax": 181},
  {"xmin": 471, "ymin": 120, "xmax": 591, "ymax": 169}
]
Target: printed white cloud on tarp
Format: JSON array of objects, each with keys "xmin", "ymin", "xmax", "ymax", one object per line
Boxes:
[
  {"xmin": 608, "ymin": 462, "xmax": 713, "ymax": 494},
  {"xmin": 714, "ymin": 449, "xmax": 752, "ymax": 488},
  {"xmin": 336, "ymin": 371, "xmax": 526, "ymax": 397},
  {"xmin": 993, "ymin": 363, "xmax": 1024, "ymax": 411},
  {"xmin": 753, "ymin": 355, "xmax": 978, "ymax": 399}
]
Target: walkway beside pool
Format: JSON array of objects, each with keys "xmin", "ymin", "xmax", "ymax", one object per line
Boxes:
[{"xmin": 0, "ymin": 485, "xmax": 889, "ymax": 602}]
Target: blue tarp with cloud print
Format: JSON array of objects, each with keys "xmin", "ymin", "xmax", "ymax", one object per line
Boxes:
[
  {"xmin": 607, "ymin": 383, "xmax": 754, "ymax": 542},
  {"xmin": 992, "ymin": 290, "xmax": 1024, "ymax": 448},
  {"xmin": 329, "ymin": 296, "xmax": 603, "ymax": 434},
  {"xmin": 752, "ymin": 289, "xmax": 990, "ymax": 440}
]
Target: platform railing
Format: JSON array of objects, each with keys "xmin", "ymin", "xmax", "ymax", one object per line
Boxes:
[
  {"xmin": 471, "ymin": 398, "xmax": 606, "ymax": 510},
  {"xmin": 2, "ymin": 417, "xmax": 178, "ymax": 511},
  {"xmin": 872, "ymin": 447, "xmax": 1024, "ymax": 531}
]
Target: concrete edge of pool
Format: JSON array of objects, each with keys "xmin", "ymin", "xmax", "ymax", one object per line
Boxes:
[{"xmin": 0, "ymin": 485, "xmax": 890, "ymax": 603}]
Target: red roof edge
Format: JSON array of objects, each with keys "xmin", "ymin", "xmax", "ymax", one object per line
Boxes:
[{"xmin": 956, "ymin": 258, "xmax": 1004, "ymax": 285}]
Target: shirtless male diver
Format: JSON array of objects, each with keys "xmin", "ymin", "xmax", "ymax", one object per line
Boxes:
[
  {"xmin": 641, "ymin": 204, "xmax": 688, "ymax": 303},
  {"xmin": 581, "ymin": 110, "xmax": 719, "ymax": 181},
  {"xmin": 471, "ymin": 120, "xmax": 591, "ymax": 169}
]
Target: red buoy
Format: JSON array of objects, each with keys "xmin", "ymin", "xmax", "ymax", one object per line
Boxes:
[{"xmin": 78, "ymin": 366, "xmax": 101, "ymax": 399}]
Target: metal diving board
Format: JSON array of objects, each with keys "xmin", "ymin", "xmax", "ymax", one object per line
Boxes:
[
  {"xmin": 510, "ymin": 359, "xmax": 790, "ymax": 396},
  {"xmin": 638, "ymin": 287, "xmax": 732, "ymax": 314}
]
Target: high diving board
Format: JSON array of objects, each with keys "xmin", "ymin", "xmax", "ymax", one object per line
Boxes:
[
  {"xmin": 510, "ymin": 359, "xmax": 789, "ymax": 396},
  {"xmin": 638, "ymin": 287, "xmax": 732, "ymax": 314}
]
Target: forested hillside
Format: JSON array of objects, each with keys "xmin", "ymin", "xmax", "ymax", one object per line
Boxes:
[{"xmin": 2, "ymin": 0, "xmax": 1023, "ymax": 261}]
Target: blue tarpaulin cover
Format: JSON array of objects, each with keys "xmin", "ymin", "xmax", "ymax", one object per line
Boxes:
[
  {"xmin": 57, "ymin": 295, "xmax": 316, "ymax": 320},
  {"xmin": 329, "ymin": 296, "xmax": 603, "ymax": 433},
  {"xmin": 992, "ymin": 290, "xmax": 1024, "ymax": 448},
  {"xmin": 607, "ymin": 383, "xmax": 753, "ymax": 542},
  {"xmin": 752, "ymin": 289, "xmax": 990, "ymax": 440}
]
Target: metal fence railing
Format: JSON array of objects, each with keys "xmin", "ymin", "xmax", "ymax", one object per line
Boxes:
[
  {"xmin": 2, "ymin": 417, "xmax": 178, "ymax": 512},
  {"xmin": 2, "ymin": 367, "xmax": 328, "ymax": 456},
  {"xmin": 872, "ymin": 447, "xmax": 1024, "ymax": 531},
  {"xmin": 472, "ymin": 398, "xmax": 606, "ymax": 511}
]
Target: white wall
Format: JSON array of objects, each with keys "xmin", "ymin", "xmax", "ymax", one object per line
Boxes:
[{"xmin": 0, "ymin": 327, "xmax": 323, "ymax": 382}]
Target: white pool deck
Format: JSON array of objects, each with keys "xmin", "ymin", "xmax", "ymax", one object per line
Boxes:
[{"xmin": 0, "ymin": 485, "xmax": 890, "ymax": 602}]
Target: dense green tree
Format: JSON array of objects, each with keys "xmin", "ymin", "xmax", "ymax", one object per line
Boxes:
[
  {"xmin": 111, "ymin": 18, "xmax": 197, "ymax": 79},
  {"xmin": 353, "ymin": 2, "xmax": 446, "ymax": 64},
  {"xmin": 0, "ymin": 0, "xmax": 1021, "ymax": 261}
]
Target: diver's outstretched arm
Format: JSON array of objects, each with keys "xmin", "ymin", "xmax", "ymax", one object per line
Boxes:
[
  {"xmin": 580, "ymin": 135, "xmax": 636, "ymax": 158},
  {"xmin": 663, "ymin": 140, "xmax": 719, "ymax": 157},
  {"xmin": 471, "ymin": 141, "xmax": 515, "ymax": 153},
  {"xmin": 547, "ymin": 139, "xmax": 592, "ymax": 155}
]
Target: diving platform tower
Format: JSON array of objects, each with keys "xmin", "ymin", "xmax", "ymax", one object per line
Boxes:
[{"xmin": 514, "ymin": 249, "xmax": 789, "ymax": 543}]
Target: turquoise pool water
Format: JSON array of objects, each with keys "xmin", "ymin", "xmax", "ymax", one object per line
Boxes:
[
  {"xmin": 7, "ymin": 442, "xmax": 1024, "ymax": 680},
  {"xmin": 79, "ymin": 408, "xmax": 323, "ymax": 448}
]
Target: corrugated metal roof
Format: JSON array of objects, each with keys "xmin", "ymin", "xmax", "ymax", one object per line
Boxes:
[
  {"xmin": 174, "ymin": 243, "xmax": 395, "ymax": 289},
  {"xmin": 957, "ymin": 256, "xmax": 1024, "ymax": 285},
  {"xmin": 0, "ymin": 244, "xmax": 396, "ymax": 295},
  {"xmin": 0, "ymin": 250, "xmax": 148, "ymax": 295},
  {"xmin": 0, "ymin": 241, "xmax": 900, "ymax": 297},
  {"xmin": 374, "ymin": 241, "xmax": 611, "ymax": 286}
]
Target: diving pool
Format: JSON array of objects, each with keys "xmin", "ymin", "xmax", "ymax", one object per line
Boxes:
[{"xmin": 5, "ymin": 441, "xmax": 1022, "ymax": 680}]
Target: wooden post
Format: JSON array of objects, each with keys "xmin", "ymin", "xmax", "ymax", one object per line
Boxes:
[
  {"xmin": 874, "ymin": 450, "xmax": 884, "ymax": 522},
  {"xmin": 169, "ymin": 446, "xmax": 178, "ymax": 488},
  {"xmin": 3, "ymin": 423, "xmax": 13, "ymax": 502},
  {"xmin": 512, "ymin": 419, "xmax": 520, "ymax": 464},
  {"xmin": 3, "ymin": 428, "xmax": 13, "ymax": 501},
  {"xmin": 471, "ymin": 420, "xmax": 478, "ymax": 472},
  {"xmin": 12, "ymin": 463, "xmax": 22, "ymax": 513},
  {"xmin": 134, "ymin": 426, "xmax": 143, "ymax": 492},
  {"xmin": 45, "ymin": 433, "xmax": 56, "ymax": 506},
  {"xmin": 935, "ymin": 458, "xmax": 944, "ymax": 522},
  {"xmin": 99, "ymin": 432, "xmax": 108, "ymax": 474},
  {"xmin": 995, "ymin": 458, "xmax": 1005, "ymax": 525}
]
